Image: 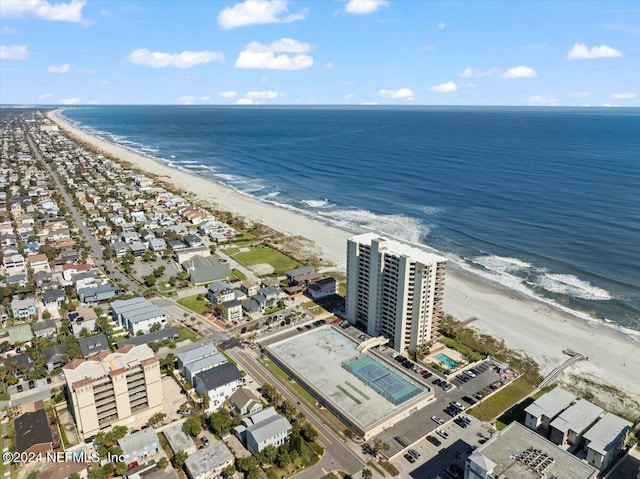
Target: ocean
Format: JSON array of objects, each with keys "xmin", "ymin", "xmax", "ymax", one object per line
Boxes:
[{"xmin": 59, "ymin": 105, "xmax": 640, "ymax": 334}]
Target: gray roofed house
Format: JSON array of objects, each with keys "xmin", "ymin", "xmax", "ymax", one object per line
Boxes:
[
  {"xmin": 524, "ymin": 387, "xmax": 576, "ymax": 432},
  {"xmin": 43, "ymin": 344, "xmax": 67, "ymax": 371},
  {"xmin": 42, "ymin": 288, "xmax": 66, "ymax": 307},
  {"xmin": 182, "ymin": 256, "xmax": 230, "ymax": 286},
  {"xmin": 176, "ymin": 342, "xmax": 218, "ymax": 375},
  {"xmin": 78, "ymin": 284, "xmax": 120, "ymax": 304},
  {"xmin": 583, "ymin": 413, "xmax": 632, "ymax": 471},
  {"xmin": 184, "ymin": 441, "xmax": 234, "ymax": 479},
  {"xmin": 15, "ymin": 409, "xmax": 54, "ymax": 455},
  {"xmin": 241, "ymin": 298, "xmax": 261, "ymax": 314},
  {"xmin": 183, "ymin": 353, "xmax": 227, "ymax": 385},
  {"xmin": 236, "ymin": 406, "xmax": 292, "ymax": 454},
  {"xmin": 194, "ymin": 362, "xmax": 243, "ymax": 412},
  {"xmin": 229, "ymin": 388, "xmax": 263, "ymax": 416},
  {"xmin": 466, "ymin": 422, "xmax": 598, "ymax": 479},
  {"xmin": 31, "ymin": 319, "xmax": 57, "ymax": 338},
  {"xmin": 549, "ymin": 399, "xmax": 603, "ymax": 446},
  {"xmin": 118, "ymin": 428, "xmax": 160, "ymax": 464},
  {"xmin": 3, "ymin": 352, "xmax": 34, "ymax": 372},
  {"xmin": 162, "ymin": 423, "xmax": 196, "ymax": 455},
  {"xmin": 111, "ymin": 297, "xmax": 167, "ymax": 335},
  {"xmin": 115, "ymin": 326, "xmax": 179, "ymax": 349},
  {"xmin": 6, "ymin": 273, "xmax": 27, "ymax": 287},
  {"xmin": 78, "ymin": 333, "xmax": 109, "ymax": 358},
  {"xmin": 148, "ymin": 238, "xmax": 166, "ymax": 252},
  {"xmin": 285, "ymin": 266, "xmax": 315, "ymax": 281}
]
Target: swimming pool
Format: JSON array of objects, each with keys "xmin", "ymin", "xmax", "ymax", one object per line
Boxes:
[{"xmin": 436, "ymin": 353, "xmax": 458, "ymax": 369}]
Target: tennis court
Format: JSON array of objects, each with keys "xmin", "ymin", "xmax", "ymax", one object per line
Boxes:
[{"xmin": 344, "ymin": 355, "xmax": 422, "ymax": 405}]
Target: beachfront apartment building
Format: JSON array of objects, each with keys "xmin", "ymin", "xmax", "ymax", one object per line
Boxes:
[
  {"xmin": 524, "ymin": 387, "xmax": 576, "ymax": 432},
  {"xmin": 345, "ymin": 233, "xmax": 446, "ymax": 353},
  {"xmin": 63, "ymin": 344, "xmax": 163, "ymax": 440},
  {"xmin": 583, "ymin": 413, "xmax": 632, "ymax": 472}
]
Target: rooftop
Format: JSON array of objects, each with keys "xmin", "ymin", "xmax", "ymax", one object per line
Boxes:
[
  {"xmin": 350, "ymin": 233, "xmax": 447, "ymax": 265},
  {"xmin": 175, "ymin": 342, "xmax": 218, "ymax": 365},
  {"xmin": 15, "ymin": 409, "xmax": 54, "ymax": 453},
  {"xmin": 118, "ymin": 428, "xmax": 159, "ymax": 456},
  {"xmin": 247, "ymin": 413, "xmax": 292, "ymax": 445},
  {"xmin": 524, "ymin": 387, "xmax": 576, "ymax": 420},
  {"xmin": 162, "ymin": 423, "xmax": 196, "ymax": 454},
  {"xmin": 194, "ymin": 362, "xmax": 242, "ymax": 390},
  {"xmin": 78, "ymin": 333, "xmax": 109, "ymax": 357},
  {"xmin": 184, "ymin": 441, "xmax": 234, "ymax": 477},
  {"xmin": 63, "ymin": 344, "xmax": 157, "ymax": 390},
  {"xmin": 550, "ymin": 399, "xmax": 603, "ymax": 434},
  {"xmin": 111, "ymin": 297, "xmax": 165, "ymax": 324},
  {"xmin": 472, "ymin": 422, "xmax": 598, "ymax": 479},
  {"xmin": 583, "ymin": 413, "xmax": 632, "ymax": 455}
]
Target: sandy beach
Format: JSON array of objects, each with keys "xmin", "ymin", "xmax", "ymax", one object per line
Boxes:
[{"xmin": 48, "ymin": 109, "xmax": 640, "ymax": 410}]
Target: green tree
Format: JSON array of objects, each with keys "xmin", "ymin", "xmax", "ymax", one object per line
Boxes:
[
  {"xmin": 300, "ymin": 422, "xmax": 318, "ymax": 442},
  {"xmin": 172, "ymin": 450, "xmax": 188, "ymax": 468},
  {"xmin": 276, "ymin": 449, "xmax": 291, "ymax": 468},
  {"xmin": 42, "ymin": 310, "xmax": 52, "ymax": 320},
  {"xmin": 148, "ymin": 412, "xmax": 166, "ymax": 427},
  {"xmin": 157, "ymin": 457, "xmax": 168, "ymax": 469},
  {"xmin": 222, "ymin": 464, "xmax": 236, "ymax": 478},
  {"xmin": 236, "ymin": 456, "xmax": 257, "ymax": 473},
  {"xmin": 114, "ymin": 462, "xmax": 127, "ymax": 476},
  {"xmin": 208, "ymin": 407, "xmax": 233, "ymax": 436},
  {"xmin": 362, "ymin": 468, "xmax": 373, "ymax": 479},
  {"xmin": 247, "ymin": 467, "xmax": 261, "ymax": 479},
  {"xmin": 182, "ymin": 416, "xmax": 202, "ymax": 438},
  {"xmin": 68, "ymin": 473, "xmax": 80, "ymax": 479}
]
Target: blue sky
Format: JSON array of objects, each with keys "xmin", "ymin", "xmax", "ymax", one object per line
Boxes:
[{"xmin": 1, "ymin": 0, "xmax": 639, "ymax": 106}]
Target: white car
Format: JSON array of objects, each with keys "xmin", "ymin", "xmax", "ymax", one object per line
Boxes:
[
  {"xmin": 436, "ymin": 429, "xmax": 450, "ymax": 439},
  {"xmin": 451, "ymin": 401, "xmax": 465, "ymax": 410},
  {"xmin": 431, "ymin": 415, "xmax": 445, "ymax": 425},
  {"xmin": 392, "ymin": 352, "xmax": 399, "ymax": 358},
  {"xmin": 464, "ymin": 370, "xmax": 476, "ymax": 378}
]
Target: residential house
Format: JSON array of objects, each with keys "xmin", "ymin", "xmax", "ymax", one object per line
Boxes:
[
  {"xmin": 229, "ymin": 388, "xmax": 263, "ymax": 416},
  {"xmin": 548, "ymin": 399, "xmax": 603, "ymax": 447},
  {"xmin": 31, "ymin": 319, "xmax": 57, "ymax": 339},
  {"xmin": 78, "ymin": 334, "xmax": 109, "ymax": 358},
  {"xmin": 69, "ymin": 308, "xmax": 98, "ymax": 337},
  {"xmin": 239, "ymin": 281, "xmax": 259, "ymax": 297},
  {"xmin": 182, "ymin": 256, "xmax": 230, "ymax": 286},
  {"xmin": 193, "ymin": 362, "xmax": 243, "ymax": 412},
  {"xmin": 175, "ymin": 246, "xmax": 210, "ymax": 264},
  {"xmin": 524, "ymin": 387, "xmax": 576, "ymax": 432},
  {"xmin": 36, "ymin": 461, "xmax": 90, "ymax": 479},
  {"xmin": 183, "ymin": 234, "xmax": 203, "ymax": 248},
  {"xmin": 3, "ymin": 253, "xmax": 25, "ymax": 273},
  {"xmin": 15, "ymin": 409, "xmax": 54, "ymax": 456},
  {"xmin": 218, "ymin": 300, "xmax": 243, "ymax": 323},
  {"xmin": 6, "ymin": 274, "xmax": 27, "ymax": 287},
  {"xmin": 163, "ymin": 423, "xmax": 196, "ymax": 456},
  {"xmin": 206, "ymin": 282, "xmax": 235, "ymax": 303},
  {"xmin": 11, "ymin": 297, "xmax": 37, "ymax": 319},
  {"xmin": 118, "ymin": 428, "xmax": 160, "ymax": 466},
  {"xmin": 3, "ymin": 353, "xmax": 34, "ymax": 376},
  {"xmin": 176, "ymin": 343, "xmax": 220, "ymax": 381},
  {"xmin": 235, "ymin": 407, "xmax": 292, "ymax": 454},
  {"xmin": 583, "ymin": 413, "xmax": 632, "ymax": 472},
  {"xmin": 184, "ymin": 441, "xmax": 234, "ymax": 479},
  {"xmin": 25, "ymin": 254, "xmax": 51, "ymax": 273},
  {"xmin": 111, "ymin": 297, "xmax": 167, "ymax": 335},
  {"xmin": 44, "ymin": 344, "xmax": 67, "ymax": 371},
  {"xmin": 307, "ymin": 277, "xmax": 337, "ymax": 299},
  {"xmin": 182, "ymin": 352, "xmax": 227, "ymax": 385},
  {"xmin": 148, "ymin": 238, "xmax": 166, "ymax": 252},
  {"xmin": 130, "ymin": 242, "xmax": 147, "ymax": 256},
  {"xmin": 78, "ymin": 284, "xmax": 119, "ymax": 304},
  {"xmin": 285, "ymin": 266, "xmax": 315, "ymax": 283},
  {"xmin": 115, "ymin": 326, "xmax": 179, "ymax": 349},
  {"xmin": 42, "ymin": 288, "xmax": 66, "ymax": 309}
]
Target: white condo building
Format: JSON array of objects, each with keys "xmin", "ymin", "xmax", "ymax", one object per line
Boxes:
[{"xmin": 345, "ymin": 233, "xmax": 446, "ymax": 353}]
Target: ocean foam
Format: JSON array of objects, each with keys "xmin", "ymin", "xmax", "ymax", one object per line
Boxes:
[
  {"xmin": 321, "ymin": 208, "xmax": 428, "ymax": 244},
  {"xmin": 473, "ymin": 255, "xmax": 532, "ymax": 273},
  {"xmin": 536, "ymin": 274, "xmax": 612, "ymax": 301},
  {"xmin": 418, "ymin": 205, "xmax": 445, "ymax": 215},
  {"xmin": 302, "ymin": 199, "xmax": 332, "ymax": 208}
]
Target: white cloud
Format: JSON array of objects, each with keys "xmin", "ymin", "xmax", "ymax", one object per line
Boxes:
[
  {"xmin": 87, "ymin": 99, "xmax": 100, "ymax": 104},
  {"xmin": 458, "ymin": 67, "xmax": 499, "ymax": 78},
  {"xmin": 178, "ymin": 96, "xmax": 196, "ymax": 105},
  {"xmin": 345, "ymin": 0, "xmax": 389, "ymax": 15},
  {"xmin": 219, "ymin": 91, "xmax": 237, "ymax": 98},
  {"xmin": 436, "ymin": 22, "xmax": 446, "ymax": 31},
  {"xmin": 611, "ymin": 92, "xmax": 637, "ymax": 100},
  {"xmin": 529, "ymin": 95, "xmax": 558, "ymax": 105},
  {"xmin": 39, "ymin": 93, "xmax": 53, "ymax": 99},
  {"xmin": 246, "ymin": 90, "xmax": 283, "ymax": 99},
  {"xmin": 236, "ymin": 98, "xmax": 257, "ymax": 105},
  {"xmin": 463, "ymin": 83, "xmax": 478, "ymax": 89},
  {"xmin": 501, "ymin": 66, "xmax": 537, "ymax": 79},
  {"xmin": 218, "ymin": 0, "xmax": 306, "ymax": 30},
  {"xmin": 128, "ymin": 49, "xmax": 224, "ymax": 68},
  {"xmin": 567, "ymin": 43, "xmax": 622, "ymax": 60},
  {"xmin": 343, "ymin": 93, "xmax": 353, "ymax": 100},
  {"xmin": 235, "ymin": 38, "xmax": 313, "ymax": 70},
  {"xmin": 0, "ymin": 44, "xmax": 28, "ymax": 59},
  {"xmin": 567, "ymin": 91, "xmax": 591, "ymax": 98},
  {"xmin": 429, "ymin": 81, "xmax": 457, "ymax": 93},
  {"xmin": 48, "ymin": 63, "xmax": 70, "ymax": 73},
  {"xmin": 379, "ymin": 88, "xmax": 414, "ymax": 100},
  {"xmin": 58, "ymin": 98, "xmax": 81, "ymax": 104},
  {"xmin": 324, "ymin": 62, "xmax": 334, "ymax": 70},
  {"xmin": 1, "ymin": 26, "xmax": 17, "ymax": 34},
  {"xmin": 1, "ymin": 0, "xmax": 86, "ymax": 22}
]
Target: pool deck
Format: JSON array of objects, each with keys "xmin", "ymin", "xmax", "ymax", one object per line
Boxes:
[{"xmin": 266, "ymin": 325, "xmax": 435, "ymax": 438}]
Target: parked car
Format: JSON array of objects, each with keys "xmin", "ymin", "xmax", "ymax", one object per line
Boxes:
[
  {"xmin": 431, "ymin": 415, "xmax": 445, "ymax": 425},
  {"xmin": 426, "ymin": 435, "xmax": 442, "ymax": 446},
  {"xmin": 454, "ymin": 418, "xmax": 468, "ymax": 429},
  {"xmin": 422, "ymin": 371, "xmax": 433, "ymax": 378},
  {"xmin": 464, "ymin": 370, "xmax": 477, "ymax": 378},
  {"xmin": 450, "ymin": 401, "xmax": 465, "ymax": 410},
  {"xmin": 436, "ymin": 429, "xmax": 450, "ymax": 440},
  {"xmin": 404, "ymin": 453, "xmax": 416, "ymax": 464},
  {"xmin": 408, "ymin": 449, "xmax": 421, "ymax": 459},
  {"xmin": 201, "ymin": 436, "xmax": 210, "ymax": 447}
]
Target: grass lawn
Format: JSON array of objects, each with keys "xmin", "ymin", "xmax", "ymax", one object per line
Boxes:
[
  {"xmin": 177, "ymin": 295, "xmax": 209, "ymax": 315},
  {"xmin": 533, "ymin": 384, "xmax": 557, "ymax": 399},
  {"xmin": 379, "ymin": 460, "xmax": 399, "ymax": 476},
  {"xmin": 230, "ymin": 245, "xmax": 301, "ymax": 274},
  {"xmin": 176, "ymin": 326, "xmax": 201, "ymax": 342},
  {"xmin": 229, "ymin": 268, "xmax": 247, "ymax": 281},
  {"xmin": 440, "ymin": 337, "xmax": 484, "ymax": 362},
  {"xmin": 469, "ymin": 377, "xmax": 535, "ymax": 422}
]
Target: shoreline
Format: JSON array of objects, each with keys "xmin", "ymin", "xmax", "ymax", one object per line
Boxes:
[{"xmin": 47, "ymin": 108, "xmax": 640, "ymax": 408}]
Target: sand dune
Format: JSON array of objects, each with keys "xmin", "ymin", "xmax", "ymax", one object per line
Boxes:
[{"xmin": 48, "ymin": 109, "xmax": 640, "ymax": 407}]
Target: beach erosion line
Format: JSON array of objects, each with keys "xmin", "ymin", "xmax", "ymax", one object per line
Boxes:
[{"xmin": 47, "ymin": 108, "xmax": 640, "ymax": 403}]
